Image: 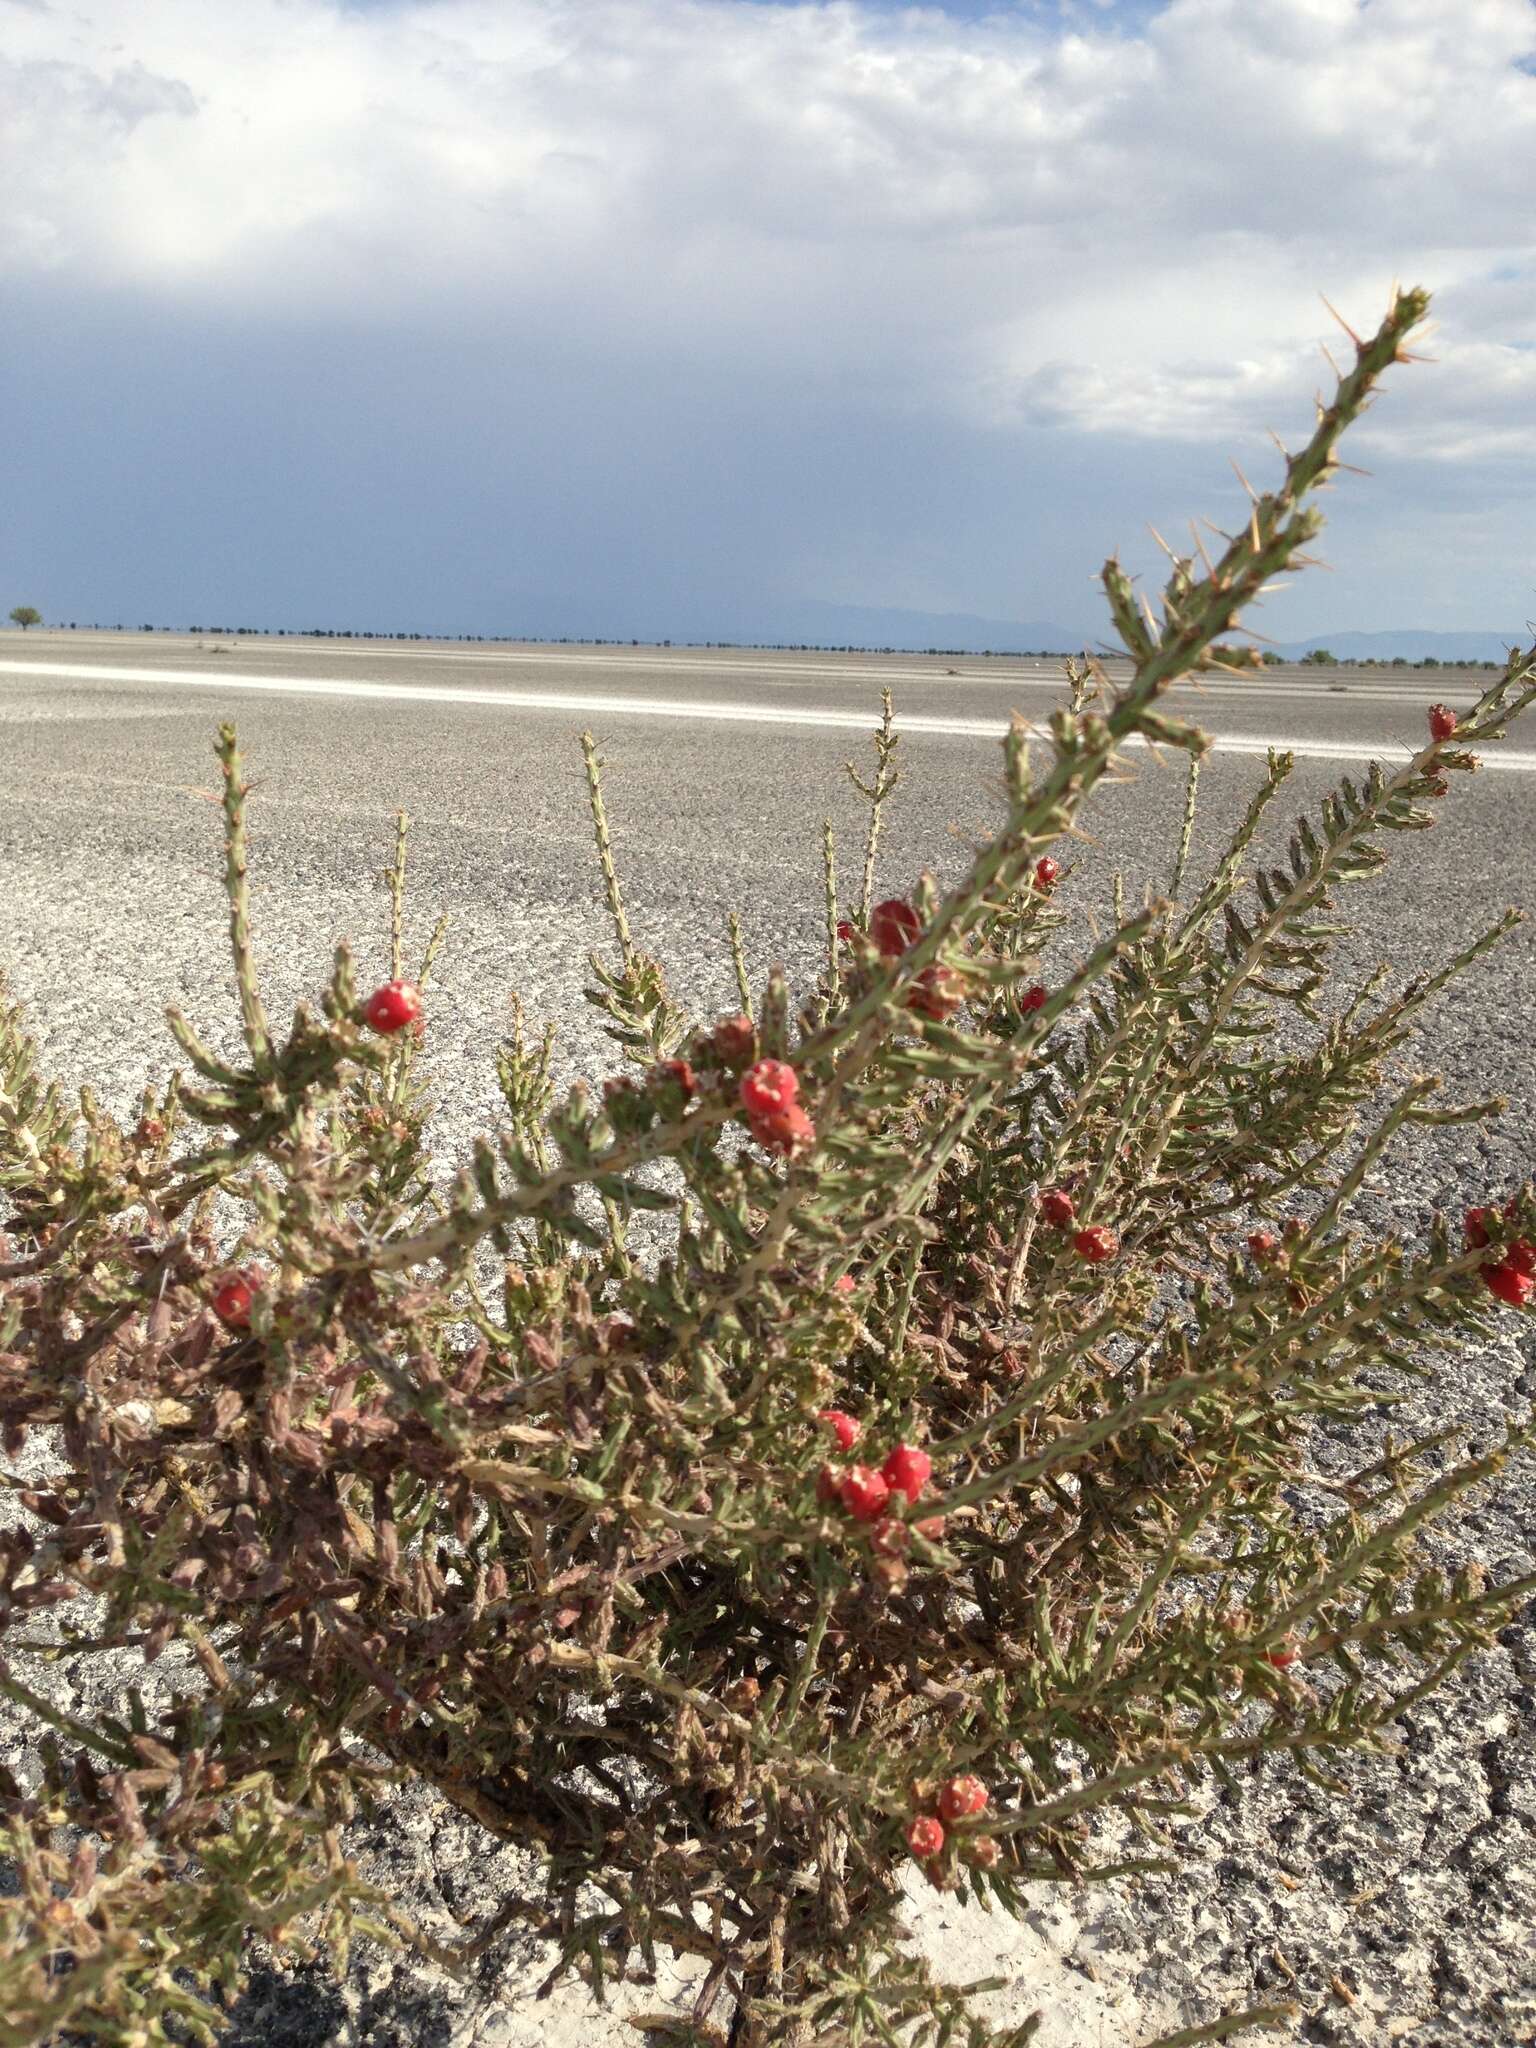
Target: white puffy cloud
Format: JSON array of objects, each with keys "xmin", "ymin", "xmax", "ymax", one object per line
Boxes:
[
  {"xmin": 2, "ymin": 0, "xmax": 1534, "ymax": 458},
  {"xmin": 3, "ymin": 0, "xmax": 1535, "ymax": 643}
]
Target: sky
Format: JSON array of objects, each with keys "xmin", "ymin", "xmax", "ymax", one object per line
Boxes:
[{"xmin": 3, "ymin": 0, "xmax": 1535, "ymax": 644}]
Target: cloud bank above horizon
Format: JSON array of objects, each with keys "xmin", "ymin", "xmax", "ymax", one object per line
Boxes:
[{"xmin": 3, "ymin": 0, "xmax": 1535, "ymax": 641}]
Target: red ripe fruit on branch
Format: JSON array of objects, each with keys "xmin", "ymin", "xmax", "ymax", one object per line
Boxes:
[
  {"xmin": 364, "ymin": 980, "xmax": 423, "ymax": 1034},
  {"xmin": 871, "ymin": 898, "xmax": 922, "ymax": 958},
  {"xmin": 906, "ymin": 1814, "xmax": 945, "ymax": 1859},
  {"xmin": 836, "ymin": 919, "xmax": 856, "ymax": 943},
  {"xmin": 838, "ymin": 1465, "xmax": 891, "ymax": 1522},
  {"xmin": 881, "ymin": 1443, "xmax": 932, "ymax": 1503},
  {"xmin": 652, "ymin": 1059, "xmax": 697, "ymax": 1101},
  {"xmin": 212, "ymin": 1268, "xmax": 263, "ymax": 1329},
  {"xmin": 1265, "ymin": 1639, "xmax": 1299, "ymax": 1670},
  {"xmin": 750, "ymin": 1102, "xmax": 815, "ymax": 1160},
  {"xmin": 906, "ymin": 964, "xmax": 964, "ymax": 1021},
  {"xmin": 1506, "ymin": 1240, "xmax": 1536, "ymax": 1278},
  {"xmin": 740, "ymin": 1060, "xmax": 798, "ymax": 1119},
  {"xmin": 833, "ymin": 1274, "xmax": 856, "ymax": 1295},
  {"xmin": 1040, "ymin": 1189, "xmax": 1075, "ymax": 1229},
  {"xmin": 819, "ymin": 1409, "xmax": 861, "ymax": 1452},
  {"xmin": 1033, "ymin": 856, "xmax": 1060, "ymax": 891},
  {"xmin": 1247, "ymin": 1229, "xmax": 1279, "ymax": 1262},
  {"xmin": 1483, "ymin": 1261, "xmax": 1534, "ymax": 1309},
  {"xmin": 710, "ymin": 1014, "xmax": 757, "ymax": 1068},
  {"xmin": 1464, "ymin": 1206, "xmax": 1495, "ymax": 1248},
  {"xmin": 1020, "ymin": 984, "xmax": 1047, "ymax": 1014},
  {"xmin": 938, "ymin": 1774, "xmax": 988, "ymax": 1821},
  {"xmin": 1073, "ymin": 1225, "xmax": 1118, "ymax": 1264},
  {"xmin": 1428, "ymin": 703, "xmax": 1458, "ymax": 742}
]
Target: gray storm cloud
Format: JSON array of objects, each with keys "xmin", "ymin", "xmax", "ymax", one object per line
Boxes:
[{"xmin": 2, "ymin": 0, "xmax": 1533, "ymax": 636}]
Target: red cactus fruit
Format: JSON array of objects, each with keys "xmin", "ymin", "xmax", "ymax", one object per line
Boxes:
[
  {"xmin": 906, "ymin": 964, "xmax": 964, "ymax": 1021},
  {"xmin": 710, "ymin": 1014, "xmax": 757, "ymax": 1068},
  {"xmin": 881, "ymin": 1443, "xmax": 932, "ymax": 1503},
  {"xmin": 750, "ymin": 1102, "xmax": 815, "ymax": 1159},
  {"xmin": 1247, "ymin": 1229, "xmax": 1279, "ymax": 1261},
  {"xmin": 1073, "ymin": 1225, "xmax": 1118, "ymax": 1264},
  {"xmin": 871, "ymin": 898, "xmax": 922, "ymax": 957},
  {"xmin": 1040, "ymin": 1188, "xmax": 1076, "ymax": 1229},
  {"xmin": 364, "ymin": 979, "xmax": 422, "ymax": 1034},
  {"xmin": 819, "ymin": 1409, "xmax": 861, "ymax": 1452},
  {"xmin": 938, "ymin": 1774, "xmax": 989, "ymax": 1821},
  {"xmin": 906, "ymin": 1814, "xmax": 945, "ymax": 1859},
  {"xmin": 1484, "ymin": 1261, "xmax": 1534, "ymax": 1308},
  {"xmin": 652, "ymin": 1058, "xmax": 697, "ymax": 1100},
  {"xmin": 838, "ymin": 1465, "xmax": 891, "ymax": 1522},
  {"xmin": 740, "ymin": 1059, "xmax": 798, "ymax": 1119},
  {"xmin": 212, "ymin": 1268, "xmax": 263, "ymax": 1329},
  {"xmin": 1033, "ymin": 856, "xmax": 1061, "ymax": 890},
  {"xmin": 1020, "ymin": 984, "xmax": 1047, "ymax": 1013},
  {"xmin": 1427, "ymin": 703, "xmax": 1457, "ymax": 742}
]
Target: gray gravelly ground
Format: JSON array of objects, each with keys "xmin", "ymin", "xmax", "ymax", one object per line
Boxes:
[{"xmin": 1, "ymin": 638, "xmax": 1533, "ymax": 2047}]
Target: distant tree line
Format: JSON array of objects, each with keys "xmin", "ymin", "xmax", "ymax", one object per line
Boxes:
[{"xmin": 3, "ymin": 609, "xmax": 1509, "ymax": 669}]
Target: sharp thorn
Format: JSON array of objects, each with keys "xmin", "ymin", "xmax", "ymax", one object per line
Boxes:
[
  {"xmin": 1146, "ymin": 523, "xmax": 1179, "ymax": 563},
  {"xmin": 1319, "ymin": 292, "xmax": 1364, "ymax": 348}
]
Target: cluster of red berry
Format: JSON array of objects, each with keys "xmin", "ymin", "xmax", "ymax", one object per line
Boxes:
[
  {"xmin": 835, "ymin": 868, "xmax": 1061, "ymax": 1026},
  {"xmin": 904, "ymin": 1774, "xmax": 996, "ymax": 1875},
  {"xmin": 816, "ymin": 1422, "xmax": 945, "ymax": 1550},
  {"xmin": 865, "ymin": 895, "xmax": 968, "ymax": 1023},
  {"xmin": 739, "ymin": 1058, "xmax": 814, "ymax": 1159},
  {"xmin": 1428, "ymin": 703, "xmax": 1458, "ymax": 743},
  {"xmin": 1038, "ymin": 1189, "xmax": 1118, "ymax": 1263},
  {"xmin": 1466, "ymin": 1203, "xmax": 1536, "ymax": 1309}
]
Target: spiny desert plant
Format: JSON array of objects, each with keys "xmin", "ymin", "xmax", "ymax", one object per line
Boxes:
[{"xmin": 2, "ymin": 286, "xmax": 1535, "ymax": 2048}]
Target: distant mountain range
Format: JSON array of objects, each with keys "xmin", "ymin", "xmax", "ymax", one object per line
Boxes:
[
  {"xmin": 694, "ymin": 603, "xmax": 1527, "ymax": 665},
  {"xmin": 1265, "ymin": 628, "xmax": 1527, "ymax": 664},
  {"xmin": 734, "ymin": 599, "xmax": 1083, "ymax": 654}
]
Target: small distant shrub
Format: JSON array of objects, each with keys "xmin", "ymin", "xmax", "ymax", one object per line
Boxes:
[{"xmin": 2, "ymin": 288, "xmax": 1535, "ymax": 2048}]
